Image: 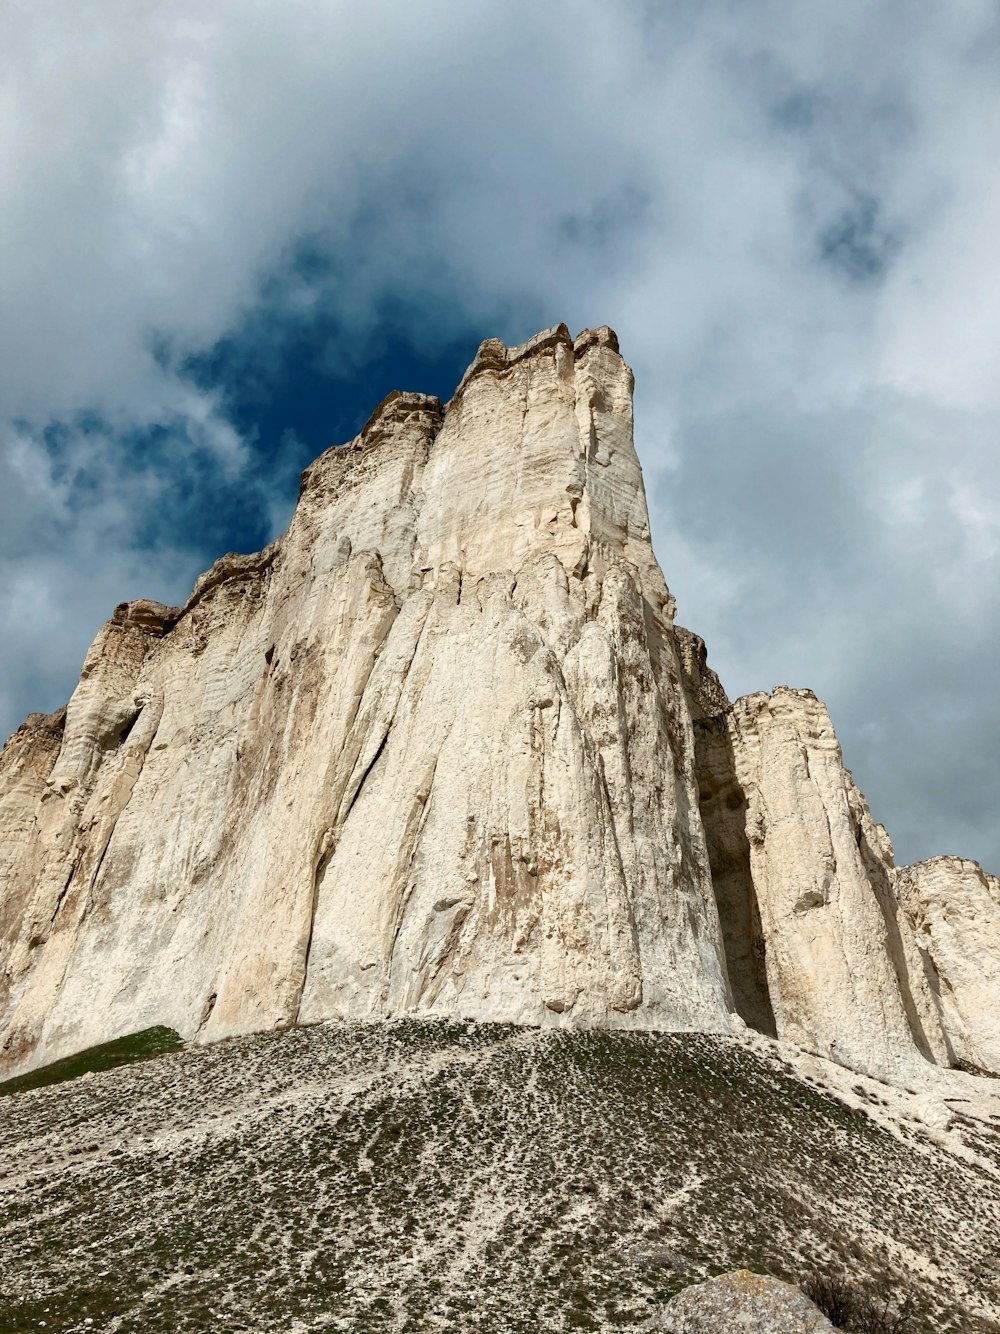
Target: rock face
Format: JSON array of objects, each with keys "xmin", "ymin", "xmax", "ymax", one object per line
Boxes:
[
  {"xmin": 685, "ymin": 677, "xmax": 1000, "ymax": 1081},
  {"xmin": 0, "ymin": 323, "xmax": 998, "ymax": 1082},
  {"xmin": 0, "ymin": 325, "xmax": 735, "ymax": 1075},
  {"xmin": 644, "ymin": 1270, "xmax": 836, "ymax": 1332},
  {"xmin": 895, "ymin": 857, "xmax": 1000, "ymax": 1074},
  {"xmin": 690, "ymin": 688, "xmax": 957, "ymax": 1079}
]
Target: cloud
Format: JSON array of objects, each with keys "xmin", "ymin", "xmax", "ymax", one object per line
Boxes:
[{"xmin": 2, "ymin": 0, "xmax": 999, "ymax": 870}]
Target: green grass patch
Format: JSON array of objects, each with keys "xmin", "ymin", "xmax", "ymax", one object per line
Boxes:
[{"xmin": 0, "ymin": 1026, "xmax": 184, "ymax": 1099}]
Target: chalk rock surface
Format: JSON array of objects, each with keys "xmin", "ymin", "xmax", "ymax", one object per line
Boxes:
[
  {"xmin": 1, "ymin": 323, "xmax": 998, "ymax": 1082},
  {"xmin": 691, "ymin": 688, "xmax": 955, "ymax": 1079},
  {"xmin": 895, "ymin": 856, "xmax": 1000, "ymax": 1074},
  {"xmin": 685, "ymin": 676, "xmax": 1000, "ymax": 1081},
  {"xmin": 0, "ymin": 325, "xmax": 734, "ymax": 1076},
  {"xmin": 643, "ymin": 1270, "xmax": 835, "ymax": 1332}
]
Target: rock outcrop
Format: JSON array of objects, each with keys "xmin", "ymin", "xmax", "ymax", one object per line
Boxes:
[
  {"xmin": 0, "ymin": 325, "xmax": 735, "ymax": 1075},
  {"xmin": 895, "ymin": 857, "xmax": 1000, "ymax": 1074},
  {"xmin": 689, "ymin": 688, "xmax": 957, "ymax": 1079},
  {"xmin": 685, "ymin": 675, "xmax": 1000, "ymax": 1081},
  {"xmin": 644, "ymin": 1271, "xmax": 836, "ymax": 1332},
  {"xmin": 1, "ymin": 323, "xmax": 998, "ymax": 1083}
]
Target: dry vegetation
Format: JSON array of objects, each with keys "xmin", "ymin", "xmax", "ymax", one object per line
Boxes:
[{"xmin": 0, "ymin": 1019, "xmax": 998, "ymax": 1332}]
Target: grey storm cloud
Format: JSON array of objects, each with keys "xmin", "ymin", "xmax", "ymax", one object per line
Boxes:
[{"xmin": 1, "ymin": 0, "xmax": 999, "ymax": 870}]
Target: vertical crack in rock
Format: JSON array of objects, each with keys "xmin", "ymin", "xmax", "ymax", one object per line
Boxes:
[
  {"xmin": 296, "ymin": 703, "xmax": 397, "ymax": 1027},
  {"xmin": 46, "ymin": 861, "xmax": 78, "ymax": 930},
  {"xmin": 328, "ymin": 589, "xmax": 430, "ymax": 835},
  {"xmin": 79, "ymin": 696, "xmax": 164, "ymax": 911},
  {"xmin": 385, "ymin": 753, "xmax": 439, "ymax": 1006},
  {"xmin": 853, "ymin": 800, "xmax": 953, "ymax": 1066},
  {"xmin": 339, "ymin": 729, "xmax": 391, "ymax": 832}
]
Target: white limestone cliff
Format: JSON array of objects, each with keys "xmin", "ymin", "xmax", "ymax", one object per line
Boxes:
[
  {"xmin": 1, "ymin": 324, "xmax": 997, "ymax": 1085},
  {"xmin": 895, "ymin": 857, "xmax": 1000, "ymax": 1074},
  {"xmin": 684, "ymin": 673, "xmax": 999, "ymax": 1081},
  {"xmin": 0, "ymin": 325, "xmax": 734, "ymax": 1076},
  {"xmin": 689, "ymin": 687, "xmax": 950, "ymax": 1079}
]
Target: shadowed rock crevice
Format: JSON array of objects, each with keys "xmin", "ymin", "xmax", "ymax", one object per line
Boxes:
[
  {"xmin": 674, "ymin": 627, "xmax": 775, "ymax": 1037},
  {"xmin": 692, "ymin": 714, "xmax": 777, "ymax": 1037},
  {"xmin": 852, "ymin": 813, "xmax": 956, "ymax": 1067}
]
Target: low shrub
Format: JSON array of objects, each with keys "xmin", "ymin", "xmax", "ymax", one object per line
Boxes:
[{"xmin": 802, "ymin": 1271, "xmax": 917, "ymax": 1333}]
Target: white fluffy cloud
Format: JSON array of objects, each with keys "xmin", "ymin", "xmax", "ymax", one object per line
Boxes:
[{"xmin": 2, "ymin": 0, "xmax": 999, "ymax": 868}]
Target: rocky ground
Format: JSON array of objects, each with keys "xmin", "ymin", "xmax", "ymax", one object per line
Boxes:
[{"xmin": 0, "ymin": 1019, "xmax": 998, "ymax": 1333}]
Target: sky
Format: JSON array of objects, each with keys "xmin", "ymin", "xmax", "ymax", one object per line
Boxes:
[{"xmin": 2, "ymin": 0, "xmax": 999, "ymax": 872}]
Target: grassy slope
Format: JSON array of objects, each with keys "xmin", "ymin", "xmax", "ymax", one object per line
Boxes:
[
  {"xmin": 0, "ymin": 1027, "xmax": 183, "ymax": 1099},
  {"xmin": 0, "ymin": 1020, "xmax": 996, "ymax": 1333}
]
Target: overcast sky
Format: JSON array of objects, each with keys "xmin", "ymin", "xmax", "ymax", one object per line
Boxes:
[{"xmin": 2, "ymin": 1, "xmax": 999, "ymax": 872}]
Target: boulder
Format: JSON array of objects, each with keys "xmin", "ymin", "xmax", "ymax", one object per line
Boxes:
[{"xmin": 644, "ymin": 1270, "xmax": 836, "ymax": 1332}]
